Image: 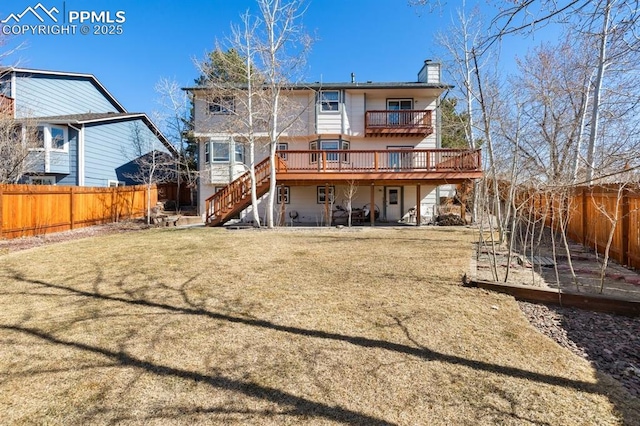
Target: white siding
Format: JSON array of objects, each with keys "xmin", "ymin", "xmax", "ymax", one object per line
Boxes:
[
  {"xmin": 317, "ymin": 108, "xmax": 342, "ymax": 134},
  {"xmin": 346, "ymin": 92, "xmax": 365, "ymax": 136}
]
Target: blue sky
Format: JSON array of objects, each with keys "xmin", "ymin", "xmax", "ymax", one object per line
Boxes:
[{"xmin": 1, "ymin": 0, "xmax": 548, "ymax": 117}]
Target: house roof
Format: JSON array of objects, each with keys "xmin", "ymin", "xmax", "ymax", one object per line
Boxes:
[
  {"xmin": 35, "ymin": 112, "xmax": 144, "ymax": 124},
  {"xmin": 33, "ymin": 112, "xmax": 179, "ymax": 157},
  {"xmin": 183, "ymin": 81, "xmax": 452, "ymax": 92},
  {"xmin": 1, "ymin": 67, "xmax": 127, "ymax": 113}
]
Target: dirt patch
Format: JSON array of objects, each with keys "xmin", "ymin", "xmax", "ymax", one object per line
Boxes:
[{"xmin": 0, "ymin": 221, "xmax": 151, "ymax": 255}]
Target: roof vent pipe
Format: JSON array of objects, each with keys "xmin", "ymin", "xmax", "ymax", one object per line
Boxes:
[{"xmin": 351, "ymin": 72, "xmax": 355, "ymax": 84}]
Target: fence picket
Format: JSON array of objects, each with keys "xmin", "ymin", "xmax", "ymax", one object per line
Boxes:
[{"xmin": 0, "ymin": 184, "xmax": 157, "ymax": 239}]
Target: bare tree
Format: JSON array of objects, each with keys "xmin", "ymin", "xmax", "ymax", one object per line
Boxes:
[
  {"xmin": 125, "ymin": 122, "xmax": 176, "ymax": 224},
  {"xmin": 154, "ymin": 78, "xmax": 197, "ymax": 209},
  {"xmin": 0, "ymin": 102, "xmax": 41, "ymax": 183},
  {"xmin": 343, "ymin": 180, "xmax": 358, "ymax": 228},
  {"xmin": 196, "ymin": 1, "xmax": 311, "ymax": 228},
  {"xmin": 255, "ymin": 0, "xmax": 312, "ymax": 228}
]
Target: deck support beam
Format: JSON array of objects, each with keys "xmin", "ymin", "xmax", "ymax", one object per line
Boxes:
[
  {"xmin": 416, "ymin": 184, "xmax": 421, "ymax": 226},
  {"xmin": 370, "ymin": 183, "xmax": 375, "ymax": 227},
  {"xmin": 324, "ymin": 183, "xmax": 330, "ymax": 226}
]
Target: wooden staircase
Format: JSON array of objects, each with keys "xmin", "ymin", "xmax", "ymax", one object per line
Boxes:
[{"xmin": 204, "ymin": 157, "xmax": 274, "ymax": 226}]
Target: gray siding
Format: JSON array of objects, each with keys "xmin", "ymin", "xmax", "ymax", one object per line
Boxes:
[
  {"xmin": 14, "ymin": 74, "xmax": 120, "ymax": 118},
  {"xmin": 84, "ymin": 119, "xmax": 167, "ymax": 187}
]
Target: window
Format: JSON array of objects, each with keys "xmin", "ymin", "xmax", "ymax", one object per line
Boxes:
[
  {"xmin": 317, "ymin": 186, "xmax": 335, "ymax": 204},
  {"xmin": 319, "ymin": 90, "xmax": 340, "ymax": 111},
  {"xmin": 388, "ymin": 146, "xmax": 413, "ymax": 170},
  {"xmin": 0, "ymin": 79, "xmax": 10, "ymax": 97},
  {"xmin": 28, "ymin": 176, "xmax": 55, "ymax": 185},
  {"xmin": 50, "ymin": 126, "xmax": 66, "ymax": 150},
  {"xmin": 234, "ymin": 143, "xmax": 244, "ymax": 163},
  {"xmin": 204, "ymin": 142, "xmax": 210, "ymax": 163},
  {"xmin": 277, "ymin": 186, "xmax": 290, "ymax": 204},
  {"xmin": 211, "ymin": 141, "xmax": 229, "ymax": 162},
  {"xmin": 108, "ymin": 180, "xmax": 125, "ymax": 187},
  {"xmin": 277, "ymin": 142, "xmax": 288, "ymax": 160},
  {"xmin": 321, "ymin": 140, "xmax": 339, "ymax": 161},
  {"xmin": 388, "ymin": 188, "xmax": 399, "ymax": 205},
  {"xmin": 208, "ymin": 97, "xmax": 235, "ymax": 114},
  {"xmin": 309, "ymin": 140, "xmax": 349, "ymax": 163},
  {"xmin": 387, "ymin": 99, "xmax": 413, "ymax": 126},
  {"xmin": 35, "ymin": 126, "xmax": 45, "ymax": 149},
  {"xmin": 32, "ymin": 125, "xmax": 67, "ymax": 151}
]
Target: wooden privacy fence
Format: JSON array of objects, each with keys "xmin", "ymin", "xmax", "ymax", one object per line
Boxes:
[
  {"xmin": 0, "ymin": 184, "xmax": 157, "ymax": 239},
  {"xmin": 521, "ymin": 185, "xmax": 640, "ymax": 270}
]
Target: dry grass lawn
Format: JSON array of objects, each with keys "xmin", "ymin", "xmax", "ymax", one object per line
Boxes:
[{"xmin": 0, "ymin": 226, "xmax": 638, "ymax": 425}]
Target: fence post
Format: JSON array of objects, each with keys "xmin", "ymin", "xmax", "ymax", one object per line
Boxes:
[
  {"xmin": 582, "ymin": 187, "xmax": 588, "ymax": 247},
  {"xmin": 621, "ymin": 186, "xmax": 630, "ymax": 266},
  {"xmin": 70, "ymin": 187, "xmax": 75, "ymax": 230},
  {"xmin": 0, "ymin": 185, "xmax": 3, "ymax": 239}
]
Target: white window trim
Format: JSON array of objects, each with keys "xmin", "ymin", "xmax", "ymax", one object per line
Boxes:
[
  {"xmin": 108, "ymin": 180, "xmax": 125, "ymax": 187},
  {"xmin": 277, "ymin": 186, "xmax": 290, "ymax": 204},
  {"xmin": 387, "ymin": 99, "xmax": 414, "ymax": 109},
  {"xmin": 319, "ymin": 90, "xmax": 341, "ymax": 113},
  {"xmin": 30, "ymin": 124, "xmax": 68, "ymax": 153},
  {"xmin": 49, "ymin": 125, "xmax": 68, "ymax": 152},
  {"xmin": 211, "ymin": 140, "xmax": 230, "ymax": 163},
  {"xmin": 317, "ymin": 186, "xmax": 335, "ymax": 204}
]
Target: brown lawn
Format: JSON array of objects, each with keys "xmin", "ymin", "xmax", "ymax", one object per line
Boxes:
[{"xmin": 0, "ymin": 226, "xmax": 637, "ymax": 425}]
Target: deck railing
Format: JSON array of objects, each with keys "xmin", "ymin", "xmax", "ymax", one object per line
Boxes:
[
  {"xmin": 365, "ymin": 110, "xmax": 433, "ymax": 135},
  {"xmin": 277, "ymin": 148, "xmax": 481, "ymax": 173}
]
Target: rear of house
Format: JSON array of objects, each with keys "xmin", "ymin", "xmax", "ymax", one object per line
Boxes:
[{"xmin": 188, "ymin": 61, "xmax": 481, "ymax": 225}]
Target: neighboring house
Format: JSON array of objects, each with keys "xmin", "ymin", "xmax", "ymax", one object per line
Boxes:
[
  {"xmin": 187, "ymin": 60, "xmax": 482, "ymax": 226},
  {"xmin": 0, "ymin": 67, "xmax": 175, "ymax": 186}
]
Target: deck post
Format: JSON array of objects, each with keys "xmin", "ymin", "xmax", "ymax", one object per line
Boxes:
[
  {"xmin": 458, "ymin": 183, "xmax": 466, "ymax": 225},
  {"xmin": 324, "ymin": 183, "xmax": 329, "ymax": 226},
  {"xmin": 370, "ymin": 183, "xmax": 375, "ymax": 227},
  {"xmin": 621, "ymin": 186, "xmax": 630, "ymax": 266},
  {"xmin": 582, "ymin": 187, "xmax": 588, "ymax": 246},
  {"xmin": 416, "ymin": 184, "xmax": 421, "ymax": 226},
  {"xmin": 279, "ymin": 184, "xmax": 286, "ymax": 227},
  {"xmin": 0, "ymin": 185, "xmax": 3, "ymax": 239}
]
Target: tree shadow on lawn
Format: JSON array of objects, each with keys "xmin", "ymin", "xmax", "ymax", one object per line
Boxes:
[{"xmin": 2, "ymin": 270, "xmax": 638, "ymax": 424}]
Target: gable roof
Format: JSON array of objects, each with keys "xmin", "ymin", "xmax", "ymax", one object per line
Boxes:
[{"xmin": 2, "ymin": 67, "xmax": 127, "ymax": 113}]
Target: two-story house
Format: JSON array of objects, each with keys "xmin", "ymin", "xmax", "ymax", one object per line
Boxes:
[
  {"xmin": 188, "ymin": 61, "xmax": 481, "ymax": 226},
  {"xmin": 0, "ymin": 67, "xmax": 175, "ymax": 186}
]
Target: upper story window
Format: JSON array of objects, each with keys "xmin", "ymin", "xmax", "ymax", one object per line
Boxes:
[
  {"xmin": 32, "ymin": 125, "xmax": 67, "ymax": 152},
  {"xmin": 208, "ymin": 97, "xmax": 235, "ymax": 114},
  {"xmin": 319, "ymin": 90, "xmax": 340, "ymax": 112},
  {"xmin": 51, "ymin": 127, "xmax": 65, "ymax": 150}
]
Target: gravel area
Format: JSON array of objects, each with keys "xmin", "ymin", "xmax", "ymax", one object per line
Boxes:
[{"xmin": 519, "ymin": 301, "xmax": 640, "ymax": 398}]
